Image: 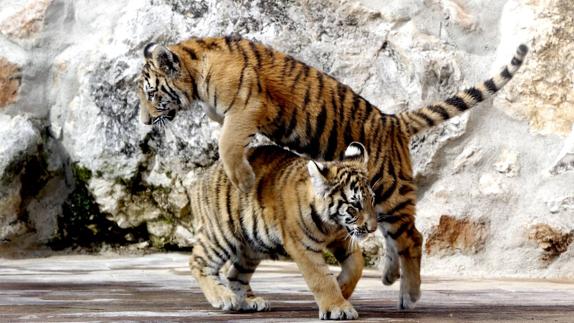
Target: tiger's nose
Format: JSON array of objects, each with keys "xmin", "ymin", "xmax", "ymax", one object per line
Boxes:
[{"xmin": 367, "ymin": 218, "xmax": 378, "ymax": 233}]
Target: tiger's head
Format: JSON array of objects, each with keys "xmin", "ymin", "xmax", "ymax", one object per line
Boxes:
[
  {"xmin": 307, "ymin": 142, "xmax": 377, "ymax": 240},
  {"xmin": 138, "ymin": 43, "xmax": 198, "ymax": 126}
]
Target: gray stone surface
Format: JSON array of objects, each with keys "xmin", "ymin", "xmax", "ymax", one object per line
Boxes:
[
  {"xmin": 0, "ymin": 0, "xmax": 572, "ymax": 279},
  {"xmin": 1, "ymin": 253, "xmax": 574, "ymax": 322}
]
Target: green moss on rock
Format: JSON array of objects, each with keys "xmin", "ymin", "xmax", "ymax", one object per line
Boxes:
[{"xmin": 49, "ymin": 166, "xmax": 149, "ymax": 251}]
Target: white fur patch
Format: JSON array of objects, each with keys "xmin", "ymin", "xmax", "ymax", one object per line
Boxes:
[{"xmin": 344, "ymin": 145, "xmax": 362, "ymax": 158}]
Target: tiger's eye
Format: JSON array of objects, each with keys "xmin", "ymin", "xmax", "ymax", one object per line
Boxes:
[{"xmin": 347, "ymin": 207, "xmax": 357, "ymax": 216}]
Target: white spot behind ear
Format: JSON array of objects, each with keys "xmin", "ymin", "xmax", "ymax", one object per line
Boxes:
[
  {"xmin": 344, "ymin": 142, "xmax": 368, "ymax": 164},
  {"xmin": 345, "ymin": 145, "xmax": 361, "ymax": 158},
  {"xmin": 143, "ymin": 43, "xmax": 157, "ymax": 59},
  {"xmin": 307, "ymin": 161, "xmax": 329, "ymax": 197}
]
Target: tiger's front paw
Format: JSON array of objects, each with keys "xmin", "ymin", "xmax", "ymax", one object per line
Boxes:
[
  {"xmin": 241, "ymin": 296, "xmax": 270, "ymax": 312},
  {"xmin": 226, "ymin": 159, "xmax": 255, "ymax": 193},
  {"xmin": 399, "ymin": 283, "xmax": 420, "ymax": 310},
  {"xmin": 206, "ymin": 288, "xmax": 241, "ymax": 311},
  {"xmin": 319, "ymin": 301, "xmax": 358, "ymax": 320}
]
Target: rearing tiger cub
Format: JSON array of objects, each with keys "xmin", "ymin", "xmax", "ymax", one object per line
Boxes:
[
  {"xmin": 188, "ymin": 142, "xmax": 376, "ymax": 320},
  {"xmin": 138, "ymin": 35, "xmax": 528, "ymax": 309}
]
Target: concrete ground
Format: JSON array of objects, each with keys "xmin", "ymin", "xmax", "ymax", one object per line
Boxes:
[{"xmin": 1, "ymin": 253, "xmax": 573, "ymax": 322}]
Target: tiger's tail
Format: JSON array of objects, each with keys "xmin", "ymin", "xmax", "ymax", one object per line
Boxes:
[{"xmin": 398, "ymin": 44, "xmax": 528, "ymax": 136}]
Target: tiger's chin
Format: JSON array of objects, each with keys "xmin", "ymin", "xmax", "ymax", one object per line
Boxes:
[{"xmin": 350, "ymin": 231, "xmax": 369, "ymax": 241}]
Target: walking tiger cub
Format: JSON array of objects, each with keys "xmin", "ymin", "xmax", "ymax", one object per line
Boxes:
[
  {"xmin": 188, "ymin": 142, "xmax": 376, "ymax": 320},
  {"xmin": 138, "ymin": 36, "xmax": 528, "ymax": 308}
]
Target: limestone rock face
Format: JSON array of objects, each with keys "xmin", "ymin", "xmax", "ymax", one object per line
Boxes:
[
  {"xmin": 425, "ymin": 215, "xmax": 489, "ymax": 256},
  {"xmin": 0, "ymin": 0, "xmax": 572, "ymax": 278}
]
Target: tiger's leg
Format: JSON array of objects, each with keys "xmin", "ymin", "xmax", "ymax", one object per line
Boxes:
[
  {"xmin": 189, "ymin": 239, "xmax": 241, "ymax": 311},
  {"xmin": 227, "ymin": 257, "xmax": 269, "ymax": 312},
  {"xmin": 379, "ymin": 212, "xmax": 423, "ymax": 310},
  {"xmin": 328, "ymin": 238, "xmax": 364, "ymax": 300},
  {"xmin": 379, "ymin": 224, "xmax": 400, "ymax": 286},
  {"xmin": 219, "ymin": 109, "xmax": 260, "ymax": 193},
  {"xmin": 287, "ymin": 243, "xmax": 358, "ymax": 320}
]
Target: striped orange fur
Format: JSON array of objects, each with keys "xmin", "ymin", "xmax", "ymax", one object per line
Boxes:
[
  {"xmin": 188, "ymin": 143, "xmax": 376, "ymax": 319},
  {"xmin": 138, "ymin": 36, "xmax": 528, "ymax": 309}
]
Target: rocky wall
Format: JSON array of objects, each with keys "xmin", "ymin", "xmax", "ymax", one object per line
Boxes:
[{"xmin": 0, "ymin": 0, "xmax": 572, "ymax": 278}]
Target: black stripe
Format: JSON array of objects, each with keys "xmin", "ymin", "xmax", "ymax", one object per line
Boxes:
[
  {"xmin": 379, "ymin": 165, "xmax": 397, "ymax": 201},
  {"xmin": 181, "ymin": 46, "xmax": 197, "ymax": 60},
  {"xmin": 224, "ymin": 36, "xmax": 234, "ymax": 51},
  {"xmin": 297, "ymin": 198, "xmax": 325, "ymax": 242},
  {"xmin": 228, "ymin": 277, "xmax": 249, "ymax": 285},
  {"xmin": 415, "ymin": 111, "xmax": 435, "ymax": 127},
  {"xmin": 196, "ymin": 240, "xmax": 222, "ymax": 265},
  {"xmin": 249, "ymin": 41, "xmax": 261, "ymax": 68},
  {"xmin": 288, "ymin": 230, "xmax": 322, "ymax": 253},
  {"xmin": 211, "ymin": 173, "xmax": 236, "ymax": 257},
  {"xmin": 224, "ymin": 65, "xmax": 247, "ymax": 114},
  {"xmin": 234, "ymin": 262, "xmax": 255, "ymax": 274},
  {"xmin": 162, "ymin": 84, "xmax": 180, "ymax": 104},
  {"xmin": 291, "ymin": 68, "xmax": 303, "ymax": 90},
  {"xmin": 398, "ymin": 184, "xmax": 414, "ymax": 195},
  {"xmin": 285, "ymin": 107, "xmax": 298, "ymax": 138},
  {"xmin": 244, "ymin": 84, "xmax": 253, "ymax": 107},
  {"xmin": 333, "ymin": 248, "xmax": 352, "ymax": 263},
  {"xmin": 302, "ymin": 86, "xmax": 311, "ymax": 108},
  {"xmin": 224, "ymin": 173, "xmax": 235, "ymax": 235},
  {"xmin": 316, "ymin": 72, "xmax": 324, "ymax": 103},
  {"xmin": 287, "ymin": 57, "xmax": 297, "ymax": 75},
  {"xmin": 205, "ymin": 68, "xmax": 213, "ymax": 90},
  {"xmin": 306, "ymin": 105, "xmax": 327, "ymax": 158},
  {"xmin": 501, "ymin": 66, "xmax": 512, "ymax": 80},
  {"xmin": 387, "ymin": 200, "xmax": 413, "ymax": 215},
  {"xmin": 250, "ymin": 209, "xmax": 265, "ymax": 250},
  {"xmin": 388, "ymin": 222, "xmax": 409, "ymax": 239},
  {"xmin": 324, "ymin": 119, "xmax": 339, "ymax": 160},
  {"xmin": 464, "ymin": 88, "xmax": 484, "ymax": 102},
  {"xmin": 324, "ymin": 88, "xmax": 340, "ymax": 160},
  {"xmin": 377, "ymin": 213, "xmax": 402, "ymax": 224},
  {"xmin": 445, "ymin": 96, "xmax": 469, "ymax": 112},
  {"xmin": 511, "ymin": 57, "xmax": 522, "ymax": 66},
  {"xmin": 310, "ymin": 204, "xmax": 328, "ymax": 235},
  {"xmin": 484, "ymin": 79, "xmax": 498, "ymax": 93},
  {"xmin": 302, "ymin": 64, "xmax": 310, "ymax": 80},
  {"xmin": 265, "ymin": 46, "xmax": 275, "ymax": 65},
  {"xmin": 428, "ymin": 105, "xmax": 450, "ymax": 120},
  {"xmin": 298, "ymin": 219, "xmax": 324, "ymax": 244},
  {"xmin": 360, "ymin": 102, "xmax": 374, "ymax": 144},
  {"xmin": 190, "ymin": 77, "xmax": 199, "ymax": 100}
]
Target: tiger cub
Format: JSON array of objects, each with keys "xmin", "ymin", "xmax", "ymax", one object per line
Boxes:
[
  {"xmin": 188, "ymin": 142, "xmax": 376, "ymax": 320},
  {"xmin": 138, "ymin": 36, "xmax": 528, "ymax": 309}
]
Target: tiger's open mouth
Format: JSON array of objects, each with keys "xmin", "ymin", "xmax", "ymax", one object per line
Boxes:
[
  {"xmin": 151, "ymin": 109, "xmax": 176, "ymax": 127},
  {"xmin": 346, "ymin": 226, "xmax": 369, "ymax": 240}
]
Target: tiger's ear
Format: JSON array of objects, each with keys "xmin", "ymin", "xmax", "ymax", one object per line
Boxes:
[
  {"xmin": 307, "ymin": 160, "xmax": 331, "ymax": 197},
  {"xmin": 143, "ymin": 42, "xmax": 157, "ymax": 59},
  {"xmin": 344, "ymin": 142, "xmax": 368, "ymax": 165},
  {"xmin": 145, "ymin": 43, "xmax": 181, "ymax": 78}
]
